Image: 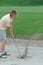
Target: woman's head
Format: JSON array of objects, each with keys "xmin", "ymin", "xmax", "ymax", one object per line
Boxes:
[{"xmin": 10, "ymin": 10, "xmax": 17, "ymax": 18}]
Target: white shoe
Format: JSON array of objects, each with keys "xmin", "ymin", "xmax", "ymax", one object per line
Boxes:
[{"xmin": 2, "ymin": 52, "xmax": 11, "ymax": 56}]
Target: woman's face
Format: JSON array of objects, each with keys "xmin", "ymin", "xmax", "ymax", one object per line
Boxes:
[{"xmin": 11, "ymin": 13, "xmax": 17, "ymax": 18}]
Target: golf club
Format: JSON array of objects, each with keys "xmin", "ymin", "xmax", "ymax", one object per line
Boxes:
[{"xmin": 13, "ymin": 38, "xmax": 26, "ymax": 59}]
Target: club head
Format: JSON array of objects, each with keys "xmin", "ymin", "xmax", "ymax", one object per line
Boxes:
[{"xmin": 17, "ymin": 54, "xmax": 26, "ymax": 59}]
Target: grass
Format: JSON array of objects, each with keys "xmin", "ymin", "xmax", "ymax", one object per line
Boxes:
[
  {"xmin": 0, "ymin": 0, "xmax": 43, "ymax": 6},
  {"xmin": 0, "ymin": 6, "xmax": 43, "ymax": 38}
]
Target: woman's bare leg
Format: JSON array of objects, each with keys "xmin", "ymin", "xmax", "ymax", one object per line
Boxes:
[{"xmin": 0, "ymin": 40, "xmax": 6, "ymax": 53}]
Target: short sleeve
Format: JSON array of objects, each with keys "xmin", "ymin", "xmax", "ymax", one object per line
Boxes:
[
  {"xmin": 6, "ymin": 14, "xmax": 13, "ymax": 27},
  {"xmin": 6, "ymin": 18, "xmax": 11, "ymax": 27},
  {"xmin": 7, "ymin": 21, "xmax": 10, "ymax": 27}
]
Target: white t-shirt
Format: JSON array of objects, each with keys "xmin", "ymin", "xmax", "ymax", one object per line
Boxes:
[{"xmin": 0, "ymin": 14, "xmax": 13, "ymax": 30}]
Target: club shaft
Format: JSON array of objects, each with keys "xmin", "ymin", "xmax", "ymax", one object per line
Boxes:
[{"xmin": 13, "ymin": 39, "xmax": 22, "ymax": 56}]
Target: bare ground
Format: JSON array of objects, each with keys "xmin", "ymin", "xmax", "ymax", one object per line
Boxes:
[{"xmin": 0, "ymin": 38, "xmax": 43, "ymax": 65}]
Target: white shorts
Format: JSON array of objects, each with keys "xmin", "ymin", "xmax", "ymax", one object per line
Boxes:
[{"xmin": 0, "ymin": 30, "xmax": 6, "ymax": 40}]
